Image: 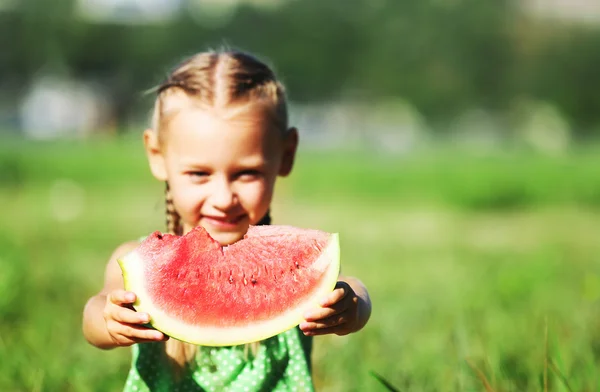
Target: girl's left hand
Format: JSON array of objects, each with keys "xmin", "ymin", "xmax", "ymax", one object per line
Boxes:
[{"xmin": 299, "ymin": 281, "xmax": 360, "ymax": 336}]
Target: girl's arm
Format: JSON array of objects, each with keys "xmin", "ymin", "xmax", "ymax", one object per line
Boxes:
[
  {"xmin": 300, "ymin": 275, "xmax": 372, "ymax": 336},
  {"xmin": 82, "ymin": 242, "xmax": 169, "ymax": 349}
]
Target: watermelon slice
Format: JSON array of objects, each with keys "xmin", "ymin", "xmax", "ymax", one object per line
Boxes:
[{"xmin": 118, "ymin": 225, "xmax": 340, "ymax": 346}]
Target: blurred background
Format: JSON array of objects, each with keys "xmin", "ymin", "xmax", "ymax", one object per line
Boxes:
[{"xmin": 2, "ymin": 0, "xmax": 600, "ymax": 391}]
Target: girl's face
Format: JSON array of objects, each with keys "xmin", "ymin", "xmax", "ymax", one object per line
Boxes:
[{"xmin": 145, "ymin": 105, "xmax": 298, "ymax": 245}]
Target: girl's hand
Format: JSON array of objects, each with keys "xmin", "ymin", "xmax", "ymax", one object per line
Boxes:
[
  {"xmin": 299, "ymin": 281, "xmax": 361, "ymax": 336},
  {"xmin": 103, "ymin": 289, "xmax": 169, "ymax": 346}
]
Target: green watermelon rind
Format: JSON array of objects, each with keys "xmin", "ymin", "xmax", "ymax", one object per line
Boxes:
[{"xmin": 117, "ymin": 233, "xmax": 340, "ymax": 346}]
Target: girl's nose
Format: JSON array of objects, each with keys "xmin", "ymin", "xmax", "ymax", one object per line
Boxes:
[{"xmin": 210, "ymin": 178, "xmax": 236, "ymax": 210}]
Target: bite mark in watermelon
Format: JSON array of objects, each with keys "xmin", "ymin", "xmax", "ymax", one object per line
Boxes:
[{"xmin": 118, "ymin": 225, "xmax": 340, "ymax": 346}]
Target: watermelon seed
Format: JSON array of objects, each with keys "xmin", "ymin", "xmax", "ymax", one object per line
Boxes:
[
  {"xmin": 251, "ymin": 275, "xmax": 257, "ymax": 285},
  {"xmin": 228, "ymin": 271, "xmax": 234, "ymax": 284},
  {"xmin": 157, "ymin": 233, "xmax": 163, "ymax": 239},
  {"xmin": 243, "ymin": 274, "xmax": 248, "ymax": 286},
  {"xmin": 295, "ymin": 261, "xmax": 300, "ymax": 269}
]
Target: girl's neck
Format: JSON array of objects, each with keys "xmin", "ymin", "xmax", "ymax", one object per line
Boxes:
[{"xmin": 256, "ymin": 211, "xmax": 271, "ymax": 226}]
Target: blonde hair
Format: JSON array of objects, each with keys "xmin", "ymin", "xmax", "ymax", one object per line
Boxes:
[{"xmin": 151, "ymin": 50, "xmax": 288, "ymax": 372}]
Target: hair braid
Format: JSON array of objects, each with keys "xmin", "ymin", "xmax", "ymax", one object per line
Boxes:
[
  {"xmin": 165, "ymin": 182, "xmax": 182, "ymax": 236},
  {"xmin": 164, "ymin": 182, "xmax": 193, "ymax": 373}
]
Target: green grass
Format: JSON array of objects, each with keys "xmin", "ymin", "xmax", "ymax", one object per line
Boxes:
[{"xmin": 2, "ymin": 137, "xmax": 600, "ymax": 391}]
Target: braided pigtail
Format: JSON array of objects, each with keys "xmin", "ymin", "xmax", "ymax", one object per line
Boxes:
[
  {"xmin": 164, "ymin": 182, "xmax": 196, "ymax": 373},
  {"xmin": 165, "ymin": 182, "xmax": 182, "ymax": 236}
]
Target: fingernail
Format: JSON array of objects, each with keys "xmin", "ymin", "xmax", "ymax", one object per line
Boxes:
[{"xmin": 140, "ymin": 313, "xmax": 149, "ymax": 323}]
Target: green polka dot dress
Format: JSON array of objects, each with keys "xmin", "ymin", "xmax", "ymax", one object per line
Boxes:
[{"xmin": 122, "ymin": 327, "xmax": 314, "ymax": 392}]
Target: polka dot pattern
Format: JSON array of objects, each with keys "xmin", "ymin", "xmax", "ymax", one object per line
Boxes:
[{"xmin": 122, "ymin": 328, "xmax": 314, "ymax": 392}]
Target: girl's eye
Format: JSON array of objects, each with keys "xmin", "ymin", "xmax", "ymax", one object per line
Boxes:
[
  {"xmin": 237, "ymin": 170, "xmax": 261, "ymax": 181},
  {"xmin": 187, "ymin": 171, "xmax": 209, "ymax": 180}
]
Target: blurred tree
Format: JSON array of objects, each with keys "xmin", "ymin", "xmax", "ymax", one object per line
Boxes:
[
  {"xmin": 520, "ymin": 26, "xmax": 600, "ymax": 135},
  {"xmin": 2, "ymin": 0, "xmax": 600, "ymax": 136}
]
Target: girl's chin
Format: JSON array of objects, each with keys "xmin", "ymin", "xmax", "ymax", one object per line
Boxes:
[
  {"xmin": 181, "ymin": 219, "xmax": 251, "ymax": 245},
  {"xmin": 199, "ymin": 221, "xmax": 250, "ymax": 245},
  {"xmin": 208, "ymin": 230, "xmax": 247, "ymax": 246}
]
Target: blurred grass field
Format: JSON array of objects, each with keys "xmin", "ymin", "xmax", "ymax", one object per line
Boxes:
[{"xmin": 2, "ymin": 137, "xmax": 600, "ymax": 391}]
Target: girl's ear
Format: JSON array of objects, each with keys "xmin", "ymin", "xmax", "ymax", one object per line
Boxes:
[
  {"xmin": 279, "ymin": 127, "xmax": 299, "ymax": 177},
  {"xmin": 143, "ymin": 129, "xmax": 168, "ymax": 181}
]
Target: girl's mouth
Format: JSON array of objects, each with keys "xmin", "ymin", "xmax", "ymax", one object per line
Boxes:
[{"xmin": 202, "ymin": 215, "xmax": 245, "ymax": 229}]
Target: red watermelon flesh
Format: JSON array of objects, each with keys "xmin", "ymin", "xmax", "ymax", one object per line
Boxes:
[{"xmin": 118, "ymin": 225, "xmax": 340, "ymax": 346}]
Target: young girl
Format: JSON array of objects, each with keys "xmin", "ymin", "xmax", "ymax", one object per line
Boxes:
[{"xmin": 82, "ymin": 50, "xmax": 371, "ymax": 391}]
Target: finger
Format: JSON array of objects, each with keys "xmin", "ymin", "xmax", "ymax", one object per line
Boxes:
[
  {"xmin": 301, "ymin": 324, "xmax": 351, "ymax": 337},
  {"xmin": 126, "ymin": 332, "xmax": 170, "ymax": 344},
  {"xmin": 113, "ymin": 322, "xmax": 169, "ymax": 342},
  {"xmin": 300, "ymin": 311, "xmax": 349, "ymax": 331},
  {"xmin": 319, "ymin": 281, "xmax": 350, "ymax": 307},
  {"xmin": 111, "ymin": 333, "xmax": 169, "ymax": 347},
  {"xmin": 303, "ymin": 303, "xmax": 345, "ymax": 322},
  {"xmin": 108, "ymin": 290, "xmax": 136, "ymax": 305},
  {"xmin": 112, "ymin": 307, "xmax": 150, "ymax": 325}
]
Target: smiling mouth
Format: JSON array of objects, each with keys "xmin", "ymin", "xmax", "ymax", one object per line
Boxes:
[{"xmin": 203, "ymin": 215, "xmax": 245, "ymax": 225}]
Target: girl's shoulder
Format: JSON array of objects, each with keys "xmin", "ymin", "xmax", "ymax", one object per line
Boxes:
[
  {"xmin": 100, "ymin": 240, "xmax": 142, "ymax": 294},
  {"xmin": 109, "ymin": 240, "xmax": 142, "ymax": 261}
]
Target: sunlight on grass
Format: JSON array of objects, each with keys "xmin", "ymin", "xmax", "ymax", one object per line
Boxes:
[{"xmin": 2, "ymin": 139, "xmax": 600, "ymax": 391}]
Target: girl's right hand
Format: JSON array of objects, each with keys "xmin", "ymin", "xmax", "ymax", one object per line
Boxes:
[{"xmin": 103, "ymin": 289, "xmax": 169, "ymax": 346}]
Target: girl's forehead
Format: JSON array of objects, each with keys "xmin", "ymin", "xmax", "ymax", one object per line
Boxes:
[
  {"xmin": 166, "ymin": 104, "xmax": 279, "ymax": 135},
  {"xmin": 163, "ymin": 106, "xmax": 282, "ymax": 160}
]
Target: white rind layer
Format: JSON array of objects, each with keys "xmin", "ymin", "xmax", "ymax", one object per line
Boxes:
[{"xmin": 118, "ymin": 233, "xmax": 340, "ymax": 346}]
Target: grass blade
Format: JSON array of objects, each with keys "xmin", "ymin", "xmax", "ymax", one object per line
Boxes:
[
  {"xmin": 544, "ymin": 316, "xmax": 548, "ymax": 392},
  {"xmin": 465, "ymin": 358, "xmax": 496, "ymax": 392},
  {"xmin": 549, "ymin": 360, "xmax": 574, "ymax": 392},
  {"xmin": 369, "ymin": 370, "xmax": 401, "ymax": 392}
]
